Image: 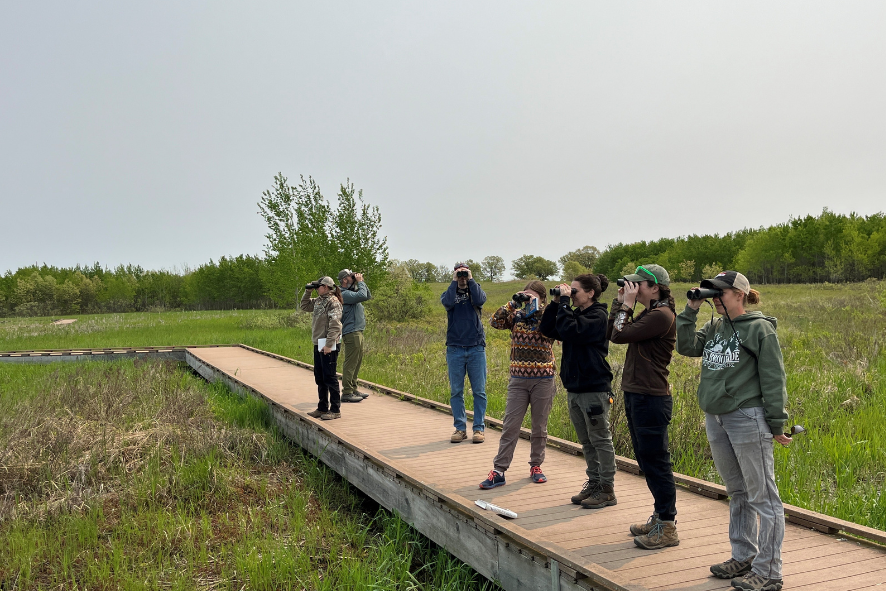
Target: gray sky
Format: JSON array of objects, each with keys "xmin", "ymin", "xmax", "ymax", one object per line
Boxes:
[{"xmin": 2, "ymin": 2, "xmax": 885, "ymax": 277}]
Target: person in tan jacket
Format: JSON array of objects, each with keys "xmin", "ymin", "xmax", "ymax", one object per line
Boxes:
[{"xmin": 300, "ymin": 276, "xmax": 344, "ymax": 420}]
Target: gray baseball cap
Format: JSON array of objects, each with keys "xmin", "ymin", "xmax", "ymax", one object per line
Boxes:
[
  {"xmin": 318, "ymin": 276, "xmax": 336, "ymax": 288},
  {"xmin": 622, "ymin": 264, "xmax": 670, "ymax": 286}
]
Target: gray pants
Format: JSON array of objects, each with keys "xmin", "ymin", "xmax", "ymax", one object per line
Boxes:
[
  {"xmin": 493, "ymin": 377, "xmax": 556, "ymax": 472},
  {"xmin": 567, "ymin": 391, "xmax": 616, "ymax": 487},
  {"xmin": 706, "ymin": 407, "xmax": 785, "ymax": 580}
]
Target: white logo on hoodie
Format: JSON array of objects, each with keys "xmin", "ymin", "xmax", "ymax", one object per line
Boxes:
[{"xmin": 703, "ymin": 331, "xmax": 741, "ymax": 370}]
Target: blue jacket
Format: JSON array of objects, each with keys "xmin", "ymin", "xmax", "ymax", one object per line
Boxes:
[
  {"xmin": 341, "ymin": 281, "xmax": 371, "ymax": 335},
  {"xmin": 440, "ymin": 280, "xmax": 487, "ymax": 347}
]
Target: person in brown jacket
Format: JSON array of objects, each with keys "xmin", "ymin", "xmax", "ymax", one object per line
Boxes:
[
  {"xmin": 607, "ymin": 264, "xmax": 679, "ymax": 550},
  {"xmin": 300, "ymin": 276, "xmax": 344, "ymax": 420}
]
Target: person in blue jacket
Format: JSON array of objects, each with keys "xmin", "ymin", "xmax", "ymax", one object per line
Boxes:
[{"xmin": 441, "ymin": 263, "xmax": 488, "ymax": 444}]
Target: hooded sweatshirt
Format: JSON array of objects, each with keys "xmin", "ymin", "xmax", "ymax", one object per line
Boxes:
[
  {"xmin": 539, "ymin": 298, "xmax": 612, "ymax": 393},
  {"xmin": 440, "ymin": 279, "xmax": 487, "ymax": 347},
  {"xmin": 676, "ymin": 304, "xmax": 788, "ymax": 433}
]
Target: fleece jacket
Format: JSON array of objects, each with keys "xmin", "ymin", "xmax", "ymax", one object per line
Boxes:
[{"xmin": 539, "ymin": 298, "xmax": 613, "ymax": 393}]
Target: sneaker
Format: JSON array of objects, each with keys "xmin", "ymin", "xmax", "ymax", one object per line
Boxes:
[
  {"xmin": 357, "ymin": 390, "xmax": 370, "ymax": 399},
  {"xmin": 571, "ymin": 480, "xmax": 601, "ymax": 505},
  {"xmin": 529, "ymin": 466, "xmax": 547, "ymax": 483},
  {"xmin": 634, "ymin": 519, "xmax": 679, "ymax": 549},
  {"xmin": 472, "ymin": 430, "xmax": 485, "ymax": 444},
  {"xmin": 320, "ymin": 412, "xmax": 341, "ymax": 420},
  {"xmin": 307, "ymin": 409, "xmax": 325, "ymax": 418},
  {"xmin": 341, "ymin": 393, "xmax": 363, "ymax": 403},
  {"xmin": 451, "ymin": 430, "xmax": 467, "ymax": 443},
  {"xmin": 581, "ymin": 483, "xmax": 617, "ymax": 509},
  {"xmin": 731, "ymin": 572, "xmax": 783, "ymax": 591},
  {"xmin": 710, "ymin": 557, "xmax": 755, "ymax": 580},
  {"xmin": 630, "ymin": 514, "xmax": 660, "ymax": 536},
  {"xmin": 479, "ymin": 470, "xmax": 506, "ymax": 489}
]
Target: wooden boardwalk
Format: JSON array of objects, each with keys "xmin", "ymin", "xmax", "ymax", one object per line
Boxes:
[{"xmin": 184, "ymin": 345, "xmax": 886, "ymax": 591}]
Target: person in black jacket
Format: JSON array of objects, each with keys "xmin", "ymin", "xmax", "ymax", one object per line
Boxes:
[{"xmin": 540, "ymin": 273, "xmax": 615, "ymax": 509}]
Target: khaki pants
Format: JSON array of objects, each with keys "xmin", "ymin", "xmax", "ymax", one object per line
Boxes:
[
  {"xmin": 341, "ymin": 331, "xmax": 364, "ymax": 395},
  {"xmin": 493, "ymin": 377, "xmax": 556, "ymax": 472}
]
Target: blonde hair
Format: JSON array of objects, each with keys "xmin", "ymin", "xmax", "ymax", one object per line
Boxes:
[{"xmin": 734, "ymin": 287, "xmax": 760, "ymax": 305}]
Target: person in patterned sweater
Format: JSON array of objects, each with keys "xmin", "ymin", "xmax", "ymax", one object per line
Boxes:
[{"xmin": 479, "ymin": 280, "xmax": 557, "ymax": 489}]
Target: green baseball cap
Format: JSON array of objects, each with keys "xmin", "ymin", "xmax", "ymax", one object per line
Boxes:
[{"xmin": 622, "ymin": 264, "xmax": 670, "ymax": 286}]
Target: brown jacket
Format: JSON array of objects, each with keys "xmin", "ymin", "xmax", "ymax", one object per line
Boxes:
[
  {"xmin": 606, "ymin": 299, "xmax": 676, "ymax": 396},
  {"xmin": 300, "ymin": 291, "xmax": 343, "ymax": 345}
]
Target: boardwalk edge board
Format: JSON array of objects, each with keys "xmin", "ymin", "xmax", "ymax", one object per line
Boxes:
[{"xmin": 2, "ymin": 344, "xmax": 884, "ymax": 549}]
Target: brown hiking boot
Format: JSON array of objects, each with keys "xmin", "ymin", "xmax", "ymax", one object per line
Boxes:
[
  {"xmin": 629, "ymin": 514, "xmax": 660, "ymax": 536},
  {"xmin": 307, "ymin": 409, "xmax": 325, "ymax": 418},
  {"xmin": 710, "ymin": 557, "xmax": 755, "ymax": 579},
  {"xmin": 581, "ymin": 482, "xmax": 617, "ymax": 509},
  {"xmin": 320, "ymin": 412, "xmax": 341, "ymax": 420},
  {"xmin": 732, "ymin": 572, "xmax": 783, "ymax": 591},
  {"xmin": 472, "ymin": 430, "xmax": 485, "ymax": 443},
  {"xmin": 450, "ymin": 430, "xmax": 467, "ymax": 443},
  {"xmin": 570, "ymin": 480, "xmax": 601, "ymax": 505},
  {"xmin": 634, "ymin": 519, "xmax": 679, "ymax": 549}
]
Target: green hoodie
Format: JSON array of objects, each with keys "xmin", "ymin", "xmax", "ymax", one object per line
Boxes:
[{"xmin": 676, "ymin": 304, "xmax": 788, "ymax": 433}]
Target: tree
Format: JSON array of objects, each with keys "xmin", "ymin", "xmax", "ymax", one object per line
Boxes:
[
  {"xmin": 675, "ymin": 260, "xmax": 695, "ymax": 282},
  {"xmin": 480, "ymin": 256, "xmax": 506, "ymax": 282},
  {"xmin": 561, "ymin": 261, "xmax": 588, "ymax": 282},
  {"xmin": 559, "ymin": 245, "xmax": 600, "ymax": 271},
  {"xmin": 701, "ymin": 262, "xmax": 722, "ymax": 280},
  {"xmin": 512, "ymin": 255, "xmax": 559, "ymax": 280},
  {"xmin": 329, "ymin": 180, "xmax": 389, "ymax": 281},
  {"xmin": 462, "ymin": 259, "xmax": 483, "ymax": 278}
]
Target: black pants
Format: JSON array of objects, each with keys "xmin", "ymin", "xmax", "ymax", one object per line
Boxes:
[
  {"xmin": 314, "ymin": 345, "xmax": 340, "ymax": 413},
  {"xmin": 624, "ymin": 392, "xmax": 677, "ymax": 521}
]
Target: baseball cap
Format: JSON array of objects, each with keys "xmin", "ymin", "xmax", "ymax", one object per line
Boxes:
[
  {"xmin": 453, "ymin": 262, "xmax": 469, "ymax": 270},
  {"xmin": 337, "ymin": 269, "xmax": 353, "ymax": 283},
  {"xmin": 701, "ymin": 271, "xmax": 750, "ymax": 294},
  {"xmin": 318, "ymin": 276, "xmax": 336, "ymax": 288},
  {"xmin": 622, "ymin": 264, "xmax": 670, "ymax": 286}
]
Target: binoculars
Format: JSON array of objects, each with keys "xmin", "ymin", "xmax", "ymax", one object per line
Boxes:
[
  {"xmin": 550, "ymin": 287, "xmax": 578, "ymax": 297},
  {"xmin": 512, "ymin": 293, "xmax": 532, "ymax": 303},
  {"xmin": 456, "ymin": 270, "xmax": 469, "ymax": 278},
  {"xmin": 686, "ymin": 287, "xmax": 723, "ymax": 300},
  {"xmin": 305, "ymin": 282, "xmax": 321, "ymax": 290},
  {"xmin": 616, "ymin": 278, "xmax": 625, "ymax": 287}
]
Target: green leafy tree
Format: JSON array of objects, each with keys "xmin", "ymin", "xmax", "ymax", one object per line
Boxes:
[
  {"xmin": 481, "ymin": 256, "xmax": 506, "ymax": 282},
  {"xmin": 675, "ymin": 260, "xmax": 695, "ymax": 282},
  {"xmin": 559, "ymin": 245, "xmax": 600, "ymax": 271},
  {"xmin": 329, "ymin": 180, "xmax": 389, "ymax": 281},
  {"xmin": 561, "ymin": 260, "xmax": 588, "ymax": 282},
  {"xmin": 512, "ymin": 255, "xmax": 559, "ymax": 280},
  {"xmin": 701, "ymin": 262, "xmax": 722, "ymax": 280},
  {"xmin": 462, "ymin": 259, "xmax": 483, "ymax": 279}
]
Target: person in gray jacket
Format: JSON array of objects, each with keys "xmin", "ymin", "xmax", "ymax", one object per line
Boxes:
[{"xmin": 338, "ymin": 269, "xmax": 372, "ymax": 403}]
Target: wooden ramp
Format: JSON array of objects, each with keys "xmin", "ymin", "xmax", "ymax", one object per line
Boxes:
[{"xmin": 186, "ymin": 345, "xmax": 886, "ymax": 591}]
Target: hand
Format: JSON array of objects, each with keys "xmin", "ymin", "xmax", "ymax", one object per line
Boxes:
[
  {"xmin": 622, "ymin": 281, "xmax": 640, "ymax": 308},
  {"xmin": 322, "ymin": 345, "xmax": 333, "ymax": 354},
  {"xmin": 355, "ymin": 272, "xmax": 364, "ymax": 282},
  {"xmin": 558, "ymin": 284, "xmax": 571, "ymax": 298},
  {"xmin": 687, "ymin": 288, "xmax": 704, "ymax": 310},
  {"xmin": 774, "ymin": 434, "xmax": 792, "ymax": 446},
  {"xmin": 453, "ymin": 267, "xmax": 472, "ymax": 281},
  {"xmin": 617, "ymin": 284, "xmax": 625, "ymax": 303}
]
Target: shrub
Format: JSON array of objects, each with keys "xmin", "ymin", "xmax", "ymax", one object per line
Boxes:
[{"xmin": 367, "ymin": 267, "xmax": 431, "ymax": 321}]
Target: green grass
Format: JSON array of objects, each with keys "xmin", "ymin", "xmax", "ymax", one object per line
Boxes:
[
  {"xmin": 0, "ymin": 360, "xmax": 499, "ymax": 590},
  {"xmin": 2, "ymin": 279, "xmax": 886, "ymax": 531}
]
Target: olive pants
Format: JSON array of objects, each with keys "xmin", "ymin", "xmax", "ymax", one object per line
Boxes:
[{"xmin": 341, "ymin": 331, "xmax": 365, "ymax": 395}]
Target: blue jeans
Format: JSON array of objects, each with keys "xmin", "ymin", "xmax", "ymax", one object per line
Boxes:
[
  {"xmin": 446, "ymin": 345, "xmax": 487, "ymax": 432},
  {"xmin": 706, "ymin": 407, "xmax": 785, "ymax": 580}
]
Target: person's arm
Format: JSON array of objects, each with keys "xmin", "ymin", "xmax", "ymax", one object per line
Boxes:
[
  {"xmin": 555, "ymin": 303, "xmax": 609, "ymax": 344},
  {"xmin": 675, "ymin": 303, "xmax": 708, "ymax": 357},
  {"xmin": 538, "ymin": 299, "xmax": 561, "ymax": 340},
  {"xmin": 467, "ymin": 279, "xmax": 486, "ymax": 307},
  {"xmin": 757, "ymin": 331, "xmax": 788, "ymax": 434},
  {"xmin": 299, "ymin": 290, "xmax": 315, "ymax": 312},
  {"xmin": 490, "ymin": 302, "xmax": 516, "ymax": 330},
  {"xmin": 324, "ymin": 301, "xmax": 343, "ymax": 349},
  {"xmin": 610, "ymin": 307, "xmax": 675, "ymax": 344},
  {"xmin": 341, "ymin": 281, "xmax": 370, "ymax": 304},
  {"xmin": 440, "ymin": 282, "xmax": 458, "ymax": 310}
]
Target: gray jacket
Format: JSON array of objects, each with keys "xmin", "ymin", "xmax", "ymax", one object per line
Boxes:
[{"xmin": 341, "ymin": 281, "xmax": 371, "ymax": 335}]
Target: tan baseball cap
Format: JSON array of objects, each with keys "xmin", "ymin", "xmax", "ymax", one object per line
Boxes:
[
  {"xmin": 318, "ymin": 276, "xmax": 335, "ymax": 288},
  {"xmin": 701, "ymin": 270, "xmax": 750, "ymax": 294}
]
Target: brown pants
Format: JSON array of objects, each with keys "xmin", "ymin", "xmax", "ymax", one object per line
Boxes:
[{"xmin": 493, "ymin": 377, "xmax": 556, "ymax": 472}]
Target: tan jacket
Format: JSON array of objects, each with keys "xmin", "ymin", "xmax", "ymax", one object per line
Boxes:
[{"xmin": 300, "ymin": 291, "xmax": 343, "ymax": 345}]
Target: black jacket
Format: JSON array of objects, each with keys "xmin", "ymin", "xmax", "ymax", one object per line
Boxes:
[{"xmin": 540, "ymin": 298, "xmax": 613, "ymax": 393}]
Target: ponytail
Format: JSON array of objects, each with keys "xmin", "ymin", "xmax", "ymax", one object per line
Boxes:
[
  {"xmin": 575, "ymin": 273, "xmax": 610, "ymax": 302},
  {"xmin": 745, "ymin": 289, "xmax": 760, "ymax": 305}
]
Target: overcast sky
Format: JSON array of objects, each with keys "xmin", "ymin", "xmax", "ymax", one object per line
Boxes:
[{"xmin": 2, "ymin": 2, "xmax": 885, "ymax": 277}]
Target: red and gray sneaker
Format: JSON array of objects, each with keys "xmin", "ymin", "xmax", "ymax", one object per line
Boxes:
[
  {"xmin": 529, "ymin": 465, "xmax": 547, "ymax": 483},
  {"xmin": 479, "ymin": 470, "xmax": 506, "ymax": 489}
]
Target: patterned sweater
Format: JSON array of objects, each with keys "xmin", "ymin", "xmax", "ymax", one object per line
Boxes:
[{"xmin": 490, "ymin": 302, "xmax": 556, "ymax": 378}]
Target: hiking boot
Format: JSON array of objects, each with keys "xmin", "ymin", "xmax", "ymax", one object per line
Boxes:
[
  {"xmin": 581, "ymin": 483, "xmax": 617, "ymax": 509},
  {"xmin": 472, "ymin": 430, "xmax": 485, "ymax": 443},
  {"xmin": 320, "ymin": 412, "xmax": 341, "ymax": 420},
  {"xmin": 341, "ymin": 393, "xmax": 363, "ymax": 403},
  {"xmin": 731, "ymin": 572, "xmax": 783, "ymax": 591},
  {"xmin": 571, "ymin": 480, "xmax": 601, "ymax": 505},
  {"xmin": 634, "ymin": 519, "xmax": 679, "ymax": 549},
  {"xmin": 529, "ymin": 465, "xmax": 547, "ymax": 483},
  {"xmin": 451, "ymin": 430, "xmax": 467, "ymax": 443},
  {"xmin": 357, "ymin": 390, "xmax": 370, "ymax": 399},
  {"xmin": 479, "ymin": 470, "xmax": 506, "ymax": 489},
  {"xmin": 307, "ymin": 409, "xmax": 325, "ymax": 418},
  {"xmin": 630, "ymin": 514, "xmax": 660, "ymax": 536},
  {"xmin": 711, "ymin": 557, "xmax": 755, "ymax": 579}
]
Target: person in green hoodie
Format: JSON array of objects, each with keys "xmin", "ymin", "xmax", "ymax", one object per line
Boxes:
[{"xmin": 676, "ymin": 271, "xmax": 792, "ymax": 591}]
